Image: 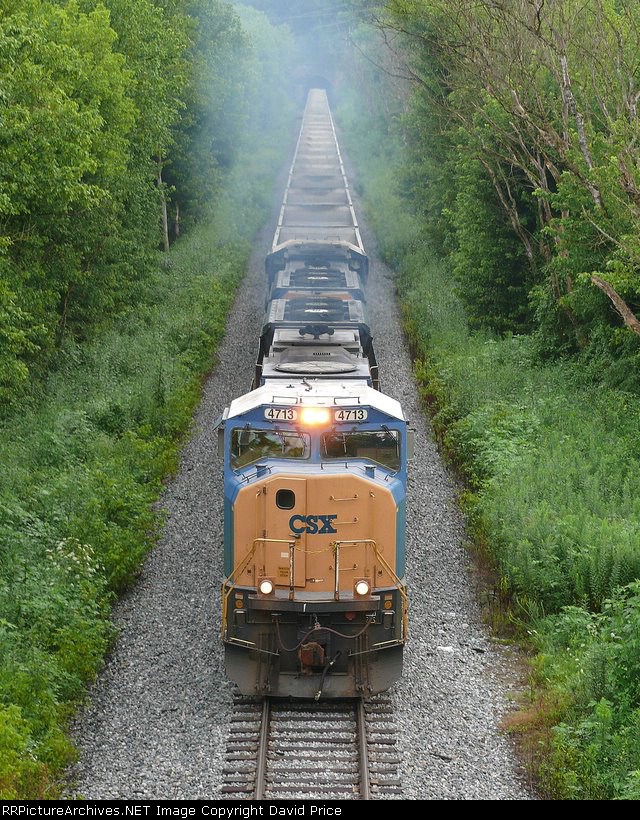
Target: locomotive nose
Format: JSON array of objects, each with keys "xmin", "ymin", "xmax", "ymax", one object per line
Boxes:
[{"xmin": 231, "ymin": 470, "xmax": 400, "ymax": 599}]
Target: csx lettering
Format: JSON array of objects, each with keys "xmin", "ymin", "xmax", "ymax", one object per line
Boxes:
[{"xmin": 289, "ymin": 514, "xmax": 338, "ymax": 534}]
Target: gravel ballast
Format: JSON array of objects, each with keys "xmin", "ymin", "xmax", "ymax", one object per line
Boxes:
[{"xmin": 66, "ymin": 140, "xmax": 536, "ymax": 801}]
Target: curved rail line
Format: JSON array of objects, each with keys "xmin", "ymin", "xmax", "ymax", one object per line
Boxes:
[{"xmin": 222, "ymin": 695, "xmax": 402, "ymax": 800}]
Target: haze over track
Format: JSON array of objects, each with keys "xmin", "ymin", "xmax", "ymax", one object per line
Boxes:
[{"xmin": 66, "ymin": 106, "xmax": 534, "ymax": 802}]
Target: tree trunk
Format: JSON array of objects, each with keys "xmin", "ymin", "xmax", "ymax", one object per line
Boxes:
[
  {"xmin": 157, "ymin": 156, "xmax": 170, "ymax": 253},
  {"xmin": 591, "ymin": 275, "xmax": 640, "ymax": 335}
]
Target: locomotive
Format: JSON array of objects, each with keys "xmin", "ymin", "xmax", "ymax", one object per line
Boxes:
[{"xmin": 219, "ymin": 88, "xmax": 411, "ymax": 699}]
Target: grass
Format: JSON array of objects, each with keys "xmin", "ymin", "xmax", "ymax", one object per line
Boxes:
[{"xmin": 399, "ymin": 244, "xmax": 640, "ymax": 799}]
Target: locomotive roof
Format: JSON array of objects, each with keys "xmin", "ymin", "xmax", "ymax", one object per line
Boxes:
[
  {"xmin": 226, "ymin": 381, "xmax": 405, "ymax": 422},
  {"xmin": 273, "ymin": 267, "xmax": 362, "ymax": 289}
]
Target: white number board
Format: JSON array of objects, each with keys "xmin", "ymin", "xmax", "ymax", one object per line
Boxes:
[
  {"xmin": 264, "ymin": 407, "xmax": 298, "ymax": 421},
  {"xmin": 334, "ymin": 408, "xmax": 368, "ymax": 423}
]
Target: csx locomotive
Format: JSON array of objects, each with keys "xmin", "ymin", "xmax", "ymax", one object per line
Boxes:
[{"xmin": 219, "ymin": 89, "xmax": 411, "ymax": 699}]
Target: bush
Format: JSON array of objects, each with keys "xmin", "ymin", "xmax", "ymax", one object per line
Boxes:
[{"xmin": 0, "ymin": 706, "xmax": 49, "ymax": 799}]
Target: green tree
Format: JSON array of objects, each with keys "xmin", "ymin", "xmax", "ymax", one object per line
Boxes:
[
  {"xmin": 163, "ymin": 0, "xmax": 251, "ymax": 231},
  {"xmin": 0, "ymin": 0, "xmax": 138, "ymax": 378},
  {"xmin": 359, "ymin": 1, "xmax": 640, "ymax": 360}
]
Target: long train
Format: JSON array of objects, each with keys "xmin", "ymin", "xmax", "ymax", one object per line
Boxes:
[{"xmin": 218, "ymin": 88, "xmax": 411, "ymax": 699}]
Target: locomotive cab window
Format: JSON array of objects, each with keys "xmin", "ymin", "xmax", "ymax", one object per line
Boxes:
[
  {"xmin": 276, "ymin": 489, "xmax": 296, "ymax": 509},
  {"xmin": 231, "ymin": 428, "xmax": 310, "ymax": 469},
  {"xmin": 321, "ymin": 429, "xmax": 400, "ymax": 471}
]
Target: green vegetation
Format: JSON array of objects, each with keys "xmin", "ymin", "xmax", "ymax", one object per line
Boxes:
[
  {"xmin": 0, "ymin": 0, "xmax": 293, "ymax": 412},
  {"xmin": 0, "ymin": 224, "xmax": 245, "ymax": 798},
  {"xmin": 6, "ymin": 0, "xmax": 640, "ymax": 800},
  {"xmin": 535, "ymin": 587, "xmax": 640, "ymax": 799},
  {"xmin": 338, "ymin": 1, "xmax": 640, "ymax": 800},
  {"xmin": 0, "ymin": 0, "xmax": 295, "ymax": 798},
  {"xmin": 359, "ymin": 0, "xmax": 640, "ymax": 368}
]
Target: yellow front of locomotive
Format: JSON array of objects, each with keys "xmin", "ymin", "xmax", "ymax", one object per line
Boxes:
[{"xmin": 221, "ymin": 383, "xmax": 408, "ymax": 699}]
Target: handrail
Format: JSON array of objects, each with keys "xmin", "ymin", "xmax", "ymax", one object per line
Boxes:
[
  {"xmin": 222, "ymin": 536, "xmax": 408, "ymax": 641},
  {"xmin": 332, "ymin": 539, "xmax": 409, "ymax": 639},
  {"xmin": 221, "ymin": 537, "xmax": 294, "ymax": 639}
]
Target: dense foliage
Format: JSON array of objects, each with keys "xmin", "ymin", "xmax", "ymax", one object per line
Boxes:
[
  {"xmin": 356, "ymin": 0, "xmax": 640, "ymax": 376},
  {"xmin": 0, "ymin": 0, "xmax": 295, "ymax": 798},
  {"xmin": 0, "ymin": 226, "xmax": 242, "ymax": 798},
  {"xmin": 0, "ymin": 0, "xmax": 280, "ymax": 413},
  {"xmin": 336, "ymin": 0, "xmax": 640, "ymax": 800}
]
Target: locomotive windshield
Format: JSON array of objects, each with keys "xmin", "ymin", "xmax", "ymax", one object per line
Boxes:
[
  {"xmin": 321, "ymin": 429, "xmax": 400, "ymax": 471},
  {"xmin": 231, "ymin": 428, "xmax": 310, "ymax": 469}
]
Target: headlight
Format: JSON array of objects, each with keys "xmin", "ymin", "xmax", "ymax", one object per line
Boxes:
[
  {"xmin": 258, "ymin": 578, "xmax": 275, "ymax": 595},
  {"xmin": 354, "ymin": 579, "xmax": 370, "ymax": 597},
  {"xmin": 300, "ymin": 406, "xmax": 331, "ymax": 426}
]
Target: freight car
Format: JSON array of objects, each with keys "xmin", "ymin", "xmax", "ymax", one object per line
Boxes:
[{"xmin": 219, "ymin": 88, "xmax": 410, "ymax": 699}]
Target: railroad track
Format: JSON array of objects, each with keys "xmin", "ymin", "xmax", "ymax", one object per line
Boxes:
[{"xmin": 222, "ymin": 694, "xmax": 402, "ymax": 800}]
